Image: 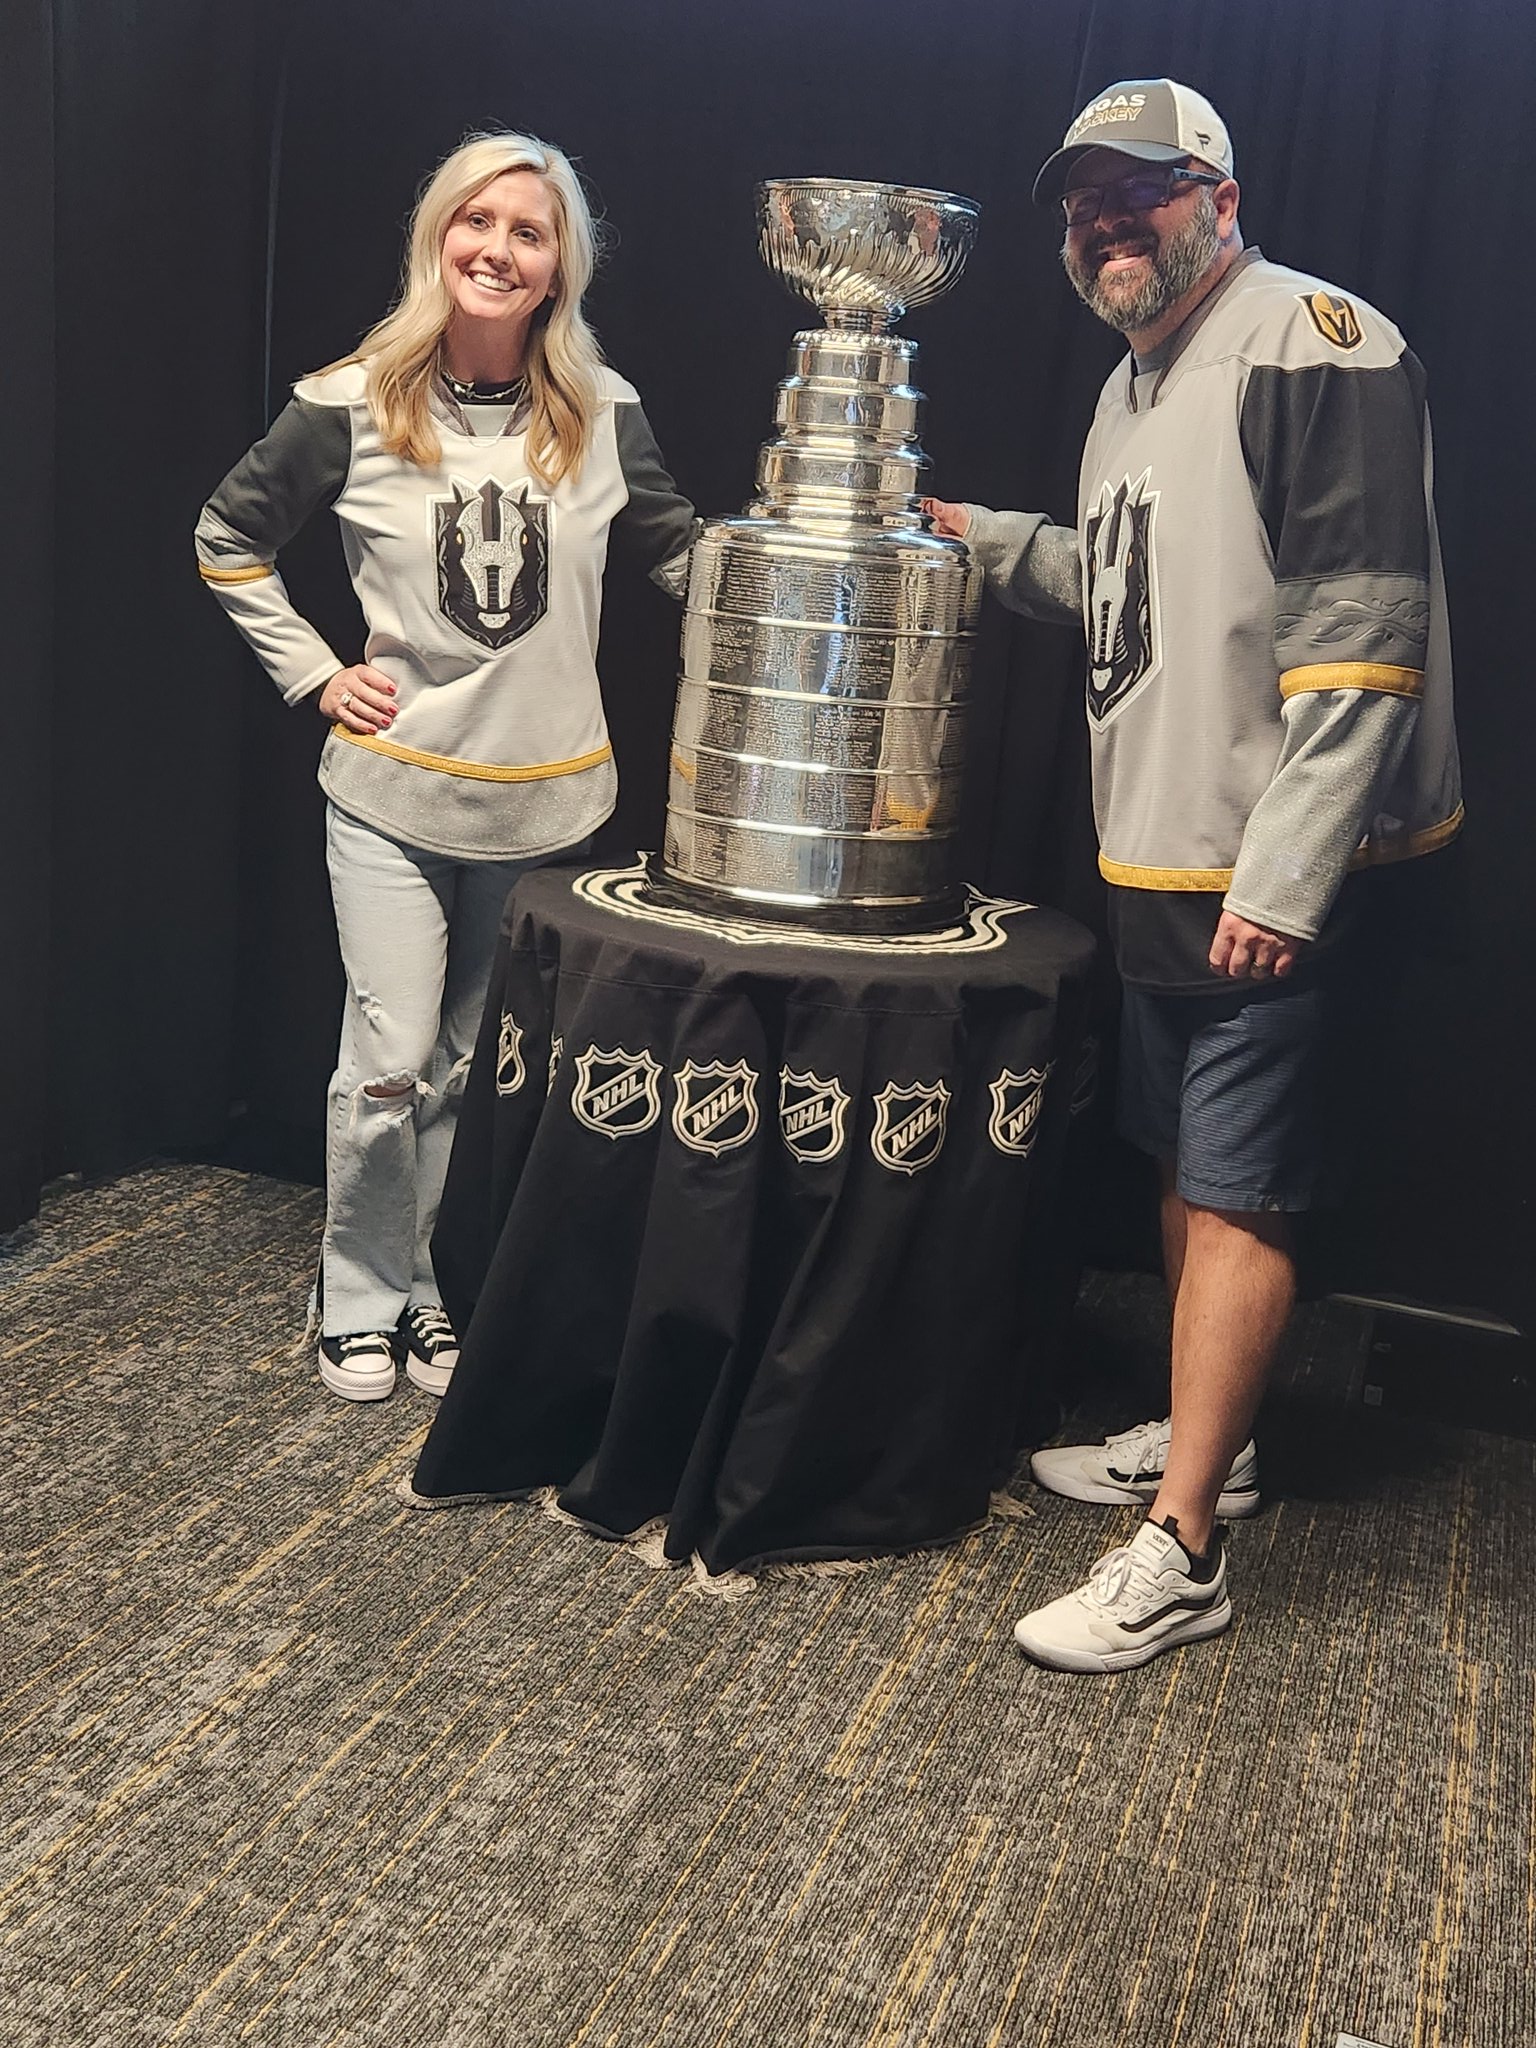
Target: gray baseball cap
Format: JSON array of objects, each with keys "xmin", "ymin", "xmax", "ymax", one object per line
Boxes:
[{"xmin": 1032, "ymin": 79, "xmax": 1235, "ymax": 204}]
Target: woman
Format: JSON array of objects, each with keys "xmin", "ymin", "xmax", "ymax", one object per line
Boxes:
[{"xmin": 196, "ymin": 132, "xmax": 696, "ymax": 1403}]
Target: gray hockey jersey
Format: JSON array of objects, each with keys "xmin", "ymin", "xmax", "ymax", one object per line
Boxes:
[
  {"xmin": 196, "ymin": 363, "xmax": 696, "ymax": 860},
  {"xmin": 969, "ymin": 251, "xmax": 1462, "ymax": 984}
]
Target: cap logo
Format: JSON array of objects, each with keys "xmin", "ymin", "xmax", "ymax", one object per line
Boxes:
[
  {"xmin": 1299, "ymin": 290, "xmax": 1365, "ymax": 352},
  {"xmin": 1068, "ymin": 91, "xmax": 1148, "ymax": 141}
]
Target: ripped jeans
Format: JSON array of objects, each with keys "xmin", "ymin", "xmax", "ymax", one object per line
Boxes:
[{"xmin": 321, "ymin": 802, "xmax": 561, "ymax": 1336}]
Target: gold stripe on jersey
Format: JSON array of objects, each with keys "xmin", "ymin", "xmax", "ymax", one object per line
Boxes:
[
  {"xmin": 1348, "ymin": 803, "xmax": 1465, "ymax": 867},
  {"xmin": 1102, "ymin": 803, "xmax": 1464, "ymax": 891},
  {"xmin": 1098, "ymin": 856, "xmax": 1236, "ymax": 891},
  {"xmin": 199, "ymin": 562, "xmax": 275, "ymax": 585},
  {"xmin": 333, "ymin": 727, "xmax": 613, "ymax": 783},
  {"xmin": 1279, "ymin": 662, "xmax": 1424, "ymax": 699}
]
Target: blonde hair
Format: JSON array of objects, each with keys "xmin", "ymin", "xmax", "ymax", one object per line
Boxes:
[{"xmin": 318, "ymin": 131, "xmax": 606, "ymax": 486}]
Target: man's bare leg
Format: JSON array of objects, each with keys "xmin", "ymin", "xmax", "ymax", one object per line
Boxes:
[
  {"xmin": 1160, "ymin": 1158, "xmax": 1189, "ymax": 1306},
  {"xmin": 1149, "ymin": 1201, "xmax": 1295, "ymax": 1556}
]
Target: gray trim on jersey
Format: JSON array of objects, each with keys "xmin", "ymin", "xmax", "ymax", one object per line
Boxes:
[
  {"xmin": 963, "ymin": 508, "xmax": 1082, "ymax": 624},
  {"xmin": 1225, "ymin": 687, "xmax": 1420, "ymax": 940},
  {"xmin": 1275, "ymin": 573, "xmax": 1431, "ymax": 674}
]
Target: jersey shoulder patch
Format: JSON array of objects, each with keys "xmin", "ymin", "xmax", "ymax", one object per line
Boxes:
[{"xmin": 1297, "ymin": 288, "xmax": 1367, "ymax": 353}]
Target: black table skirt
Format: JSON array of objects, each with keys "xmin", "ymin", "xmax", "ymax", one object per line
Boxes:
[{"xmin": 412, "ymin": 859, "xmax": 1097, "ymax": 1575}]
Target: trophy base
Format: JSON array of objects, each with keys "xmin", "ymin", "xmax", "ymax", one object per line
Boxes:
[{"xmin": 639, "ymin": 853, "xmax": 966, "ymax": 937}]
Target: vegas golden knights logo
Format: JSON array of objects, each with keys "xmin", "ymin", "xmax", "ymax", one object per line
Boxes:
[
  {"xmin": 432, "ymin": 478, "xmax": 550, "ymax": 650},
  {"xmin": 1299, "ymin": 290, "xmax": 1365, "ymax": 353}
]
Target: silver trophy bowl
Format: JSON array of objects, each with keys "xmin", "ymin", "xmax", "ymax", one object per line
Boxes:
[
  {"xmin": 656, "ymin": 178, "xmax": 982, "ymax": 931},
  {"xmin": 758, "ymin": 178, "xmax": 981, "ymax": 329}
]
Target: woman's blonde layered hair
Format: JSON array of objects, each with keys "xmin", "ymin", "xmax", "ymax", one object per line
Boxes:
[{"xmin": 321, "ymin": 131, "xmax": 606, "ymax": 486}]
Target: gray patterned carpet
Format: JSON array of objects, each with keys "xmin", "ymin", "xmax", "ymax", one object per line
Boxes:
[{"xmin": 2, "ymin": 1164, "xmax": 1532, "ymax": 2048}]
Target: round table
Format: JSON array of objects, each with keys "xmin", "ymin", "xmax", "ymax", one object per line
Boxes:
[{"xmin": 411, "ymin": 858, "xmax": 1097, "ymax": 1575}]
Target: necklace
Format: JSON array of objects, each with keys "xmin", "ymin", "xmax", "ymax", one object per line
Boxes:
[{"xmin": 441, "ymin": 366, "xmax": 527, "ymax": 405}]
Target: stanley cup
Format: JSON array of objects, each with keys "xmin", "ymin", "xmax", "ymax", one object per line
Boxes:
[{"xmin": 658, "ymin": 179, "xmax": 983, "ymax": 929}]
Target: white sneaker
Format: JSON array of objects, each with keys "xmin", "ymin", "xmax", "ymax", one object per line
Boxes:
[
  {"xmin": 318, "ymin": 1330, "xmax": 398, "ymax": 1403},
  {"xmin": 1013, "ymin": 1519, "xmax": 1232, "ymax": 1674},
  {"xmin": 398, "ymin": 1303, "xmax": 459, "ymax": 1396},
  {"xmin": 1030, "ymin": 1416, "xmax": 1260, "ymax": 1518}
]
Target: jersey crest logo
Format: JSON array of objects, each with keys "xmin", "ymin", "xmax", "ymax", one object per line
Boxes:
[
  {"xmin": 1085, "ymin": 469, "xmax": 1160, "ymax": 724},
  {"xmin": 870, "ymin": 1080, "xmax": 950, "ymax": 1176},
  {"xmin": 671, "ymin": 1058, "xmax": 760, "ymax": 1157},
  {"xmin": 987, "ymin": 1066, "xmax": 1050, "ymax": 1158},
  {"xmin": 1299, "ymin": 290, "xmax": 1365, "ymax": 352},
  {"xmin": 778, "ymin": 1068, "xmax": 850, "ymax": 1164},
  {"xmin": 431, "ymin": 478, "xmax": 549, "ymax": 650},
  {"xmin": 571, "ymin": 1044, "xmax": 662, "ymax": 1139},
  {"xmin": 494, "ymin": 1012, "xmax": 526, "ymax": 1096}
]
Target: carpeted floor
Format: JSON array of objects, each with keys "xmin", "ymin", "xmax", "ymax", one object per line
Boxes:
[{"xmin": 2, "ymin": 1165, "xmax": 1532, "ymax": 2048}]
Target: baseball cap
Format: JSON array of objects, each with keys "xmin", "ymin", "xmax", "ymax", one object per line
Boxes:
[{"xmin": 1032, "ymin": 79, "xmax": 1234, "ymax": 204}]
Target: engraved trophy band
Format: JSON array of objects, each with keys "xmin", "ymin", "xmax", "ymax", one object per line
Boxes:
[{"xmin": 657, "ymin": 178, "xmax": 982, "ymax": 931}]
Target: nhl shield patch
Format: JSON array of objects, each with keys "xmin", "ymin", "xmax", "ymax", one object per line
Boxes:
[
  {"xmin": 988, "ymin": 1066, "xmax": 1050, "ymax": 1158},
  {"xmin": 494, "ymin": 1012, "xmax": 526, "ymax": 1097},
  {"xmin": 870, "ymin": 1080, "xmax": 950, "ymax": 1176},
  {"xmin": 778, "ymin": 1067, "xmax": 850, "ymax": 1164},
  {"xmin": 571, "ymin": 1044, "xmax": 662, "ymax": 1140},
  {"xmin": 431, "ymin": 477, "xmax": 549, "ymax": 651},
  {"xmin": 671, "ymin": 1058, "xmax": 760, "ymax": 1157}
]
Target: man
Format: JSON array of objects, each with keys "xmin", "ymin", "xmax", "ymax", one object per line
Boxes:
[{"xmin": 924, "ymin": 79, "xmax": 1461, "ymax": 1674}]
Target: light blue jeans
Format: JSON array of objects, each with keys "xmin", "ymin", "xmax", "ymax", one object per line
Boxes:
[{"xmin": 320, "ymin": 802, "xmax": 563, "ymax": 1336}]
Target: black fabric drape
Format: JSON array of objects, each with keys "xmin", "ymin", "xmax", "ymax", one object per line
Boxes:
[{"xmin": 14, "ymin": 0, "xmax": 1535, "ymax": 1333}]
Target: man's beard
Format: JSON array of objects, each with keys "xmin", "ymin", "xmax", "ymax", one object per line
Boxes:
[{"xmin": 1061, "ymin": 193, "xmax": 1223, "ymax": 334}]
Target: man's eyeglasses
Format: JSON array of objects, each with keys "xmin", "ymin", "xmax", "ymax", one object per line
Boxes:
[{"xmin": 1061, "ymin": 168, "xmax": 1222, "ymax": 228}]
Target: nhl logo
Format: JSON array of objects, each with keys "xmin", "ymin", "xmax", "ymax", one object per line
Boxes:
[
  {"xmin": 778, "ymin": 1067, "xmax": 850, "ymax": 1164},
  {"xmin": 870, "ymin": 1080, "xmax": 950, "ymax": 1176},
  {"xmin": 671, "ymin": 1058, "xmax": 760, "ymax": 1157},
  {"xmin": 547, "ymin": 1035, "xmax": 564, "ymax": 1094},
  {"xmin": 571, "ymin": 1044, "xmax": 662, "ymax": 1140},
  {"xmin": 988, "ymin": 1066, "xmax": 1050, "ymax": 1158},
  {"xmin": 431, "ymin": 477, "xmax": 549, "ymax": 651},
  {"xmin": 494, "ymin": 1012, "xmax": 526, "ymax": 1097}
]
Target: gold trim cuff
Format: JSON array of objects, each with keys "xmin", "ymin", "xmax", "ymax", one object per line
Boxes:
[
  {"xmin": 198, "ymin": 562, "xmax": 275, "ymax": 585},
  {"xmin": 1279, "ymin": 662, "xmax": 1425, "ymax": 699}
]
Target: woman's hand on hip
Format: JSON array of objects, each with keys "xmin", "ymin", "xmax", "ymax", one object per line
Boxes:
[{"xmin": 318, "ymin": 665, "xmax": 397, "ymax": 733}]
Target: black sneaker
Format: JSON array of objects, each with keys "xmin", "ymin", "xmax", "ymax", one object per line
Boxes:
[
  {"xmin": 317, "ymin": 1330, "xmax": 398, "ymax": 1403},
  {"xmin": 398, "ymin": 1303, "xmax": 459, "ymax": 1396}
]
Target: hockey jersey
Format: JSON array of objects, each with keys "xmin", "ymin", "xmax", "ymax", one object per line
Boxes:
[
  {"xmin": 968, "ymin": 250, "xmax": 1463, "ymax": 988},
  {"xmin": 196, "ymin": 363, "xmax": 696, "ymax": 860}
]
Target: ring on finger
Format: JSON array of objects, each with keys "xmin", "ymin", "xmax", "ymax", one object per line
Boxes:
[{"xmin": 339, "ymin": 689, "xmax": 354, "ymax": 709}]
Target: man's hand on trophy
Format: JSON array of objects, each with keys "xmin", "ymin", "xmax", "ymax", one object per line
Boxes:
[{"xmin": 920, "ymin": 497, "xmax": 972, "ymax": 539}]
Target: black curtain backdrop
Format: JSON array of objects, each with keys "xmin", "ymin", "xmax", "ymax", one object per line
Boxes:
[{"xmin": 9, "ymin": 0, "xmax": 1534, "ymax": 1331}]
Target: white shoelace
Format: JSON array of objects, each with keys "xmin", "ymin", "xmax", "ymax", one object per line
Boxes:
[
  {"xmin": 336, "ymin": 1332, "xmax": 392, "ymax": 1357},
  {"xmin": 1084, "ymin": 1546, "xmax": 1138, "ymax": 1609},
  {"xmin": 409, "ymin": 1306, "xmax": 455, "ymax": 1349},
  {"xmin": 1103, "ymin": 1417, "xmax": 1172, "ymax": 1478}
]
